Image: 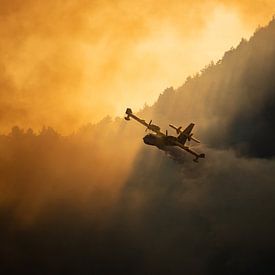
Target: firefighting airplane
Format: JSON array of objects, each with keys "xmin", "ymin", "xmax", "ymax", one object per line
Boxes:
[{"xmin": 125, "ymin": 108, "xmax": 205, "ymax": 162}]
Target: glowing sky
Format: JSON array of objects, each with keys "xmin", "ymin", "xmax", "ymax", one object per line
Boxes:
[{"xmin": 0, "ymin": 0, "xmax": 274, "ymax": 133}]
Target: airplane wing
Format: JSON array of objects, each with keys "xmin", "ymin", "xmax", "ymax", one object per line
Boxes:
[
  {"xmin": 125, "ymin": 108, "xmax": 164, "ymax": 135},
  {"xmin": 183, "ymin": 146, "xmax": 205, "ymax": 162},
  {"xmin": 177, "ymin": 123, "xmax": 195, "ymax": 145},
  {"xmin": 174, "ymin": 138, "xmax": 205, "ymax": 162}
]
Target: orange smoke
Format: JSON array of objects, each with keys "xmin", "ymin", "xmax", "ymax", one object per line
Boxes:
[{"xmin": 0, "ymin": 0, "xmax": 274, "ymax": 133}]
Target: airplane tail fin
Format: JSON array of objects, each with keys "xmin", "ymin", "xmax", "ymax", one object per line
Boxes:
[{"xmin": 178, "ymin": 123, "xmax": 195, "ymax": 144}]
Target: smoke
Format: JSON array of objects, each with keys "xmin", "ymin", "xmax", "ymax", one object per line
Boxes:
[
  {"xmin": 0, "ymin": 0, "xmax": 274, "ymax": 133},
  {"xmin": 0, "ymin": 118, "xmax": 142, "ymax": 227},
  {"xmin": 1, "ymin": 6, "xmax": 275, "ymax": 275},
  {"xmin": 116, "ymin": 147, "xmax": 275, "ymax": 274},
  {"xmin": 1, "ymin": 142, "xmax": 275, "ymax": 274},
  {"xmin": 221, "ymin": 0, "xmax": 275, "ymax": 25}
]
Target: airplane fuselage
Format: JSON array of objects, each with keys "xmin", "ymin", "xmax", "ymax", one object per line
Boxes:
[{"xmin": 143, "ymin": 133, "xmax": 180, "ymax": 150}]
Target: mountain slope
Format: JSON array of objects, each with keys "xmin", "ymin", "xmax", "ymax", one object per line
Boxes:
[{"xmin": 146, "ymin": 18, "xmax": 275, "ymax": 158}]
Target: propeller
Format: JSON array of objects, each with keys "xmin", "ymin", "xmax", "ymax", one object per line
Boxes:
[{"xmin": 145, "ymin": 120, "xmax": 152, "ymax": 132}]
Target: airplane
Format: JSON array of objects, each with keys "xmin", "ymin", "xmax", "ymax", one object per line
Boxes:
[{"xmin": 125, "ymin": 108, "xmax": 205, "ymax": 162}]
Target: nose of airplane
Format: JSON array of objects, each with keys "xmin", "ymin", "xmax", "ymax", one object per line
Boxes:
[
  {"xmin": 143, "ymin": 135, "xmax": 150, "ymax": 144},
  {"xmin": 143, "ymin": 134, "xmax": 154, "ymax": 145}
]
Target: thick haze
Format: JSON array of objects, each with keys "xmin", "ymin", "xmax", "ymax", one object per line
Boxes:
[
  {"xmin": 1, "ymin": 1, "xmax": 275, "ymax": 273},
  {"xmin": 1, "ymin": 0, "xmax": 275, "ymax": 132}
]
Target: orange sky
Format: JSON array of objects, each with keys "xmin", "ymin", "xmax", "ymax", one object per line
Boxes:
[{"xmin": 0, "ymin": 0, "xmax": 275, "ymax": 133}]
